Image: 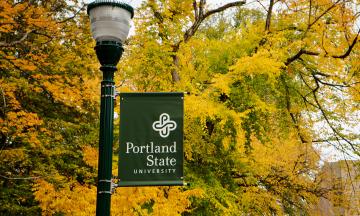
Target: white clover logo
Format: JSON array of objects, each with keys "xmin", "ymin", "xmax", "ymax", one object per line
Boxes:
[{"xmin": 152, "ymin": 113, "xmax": 177, "ymax": 138}]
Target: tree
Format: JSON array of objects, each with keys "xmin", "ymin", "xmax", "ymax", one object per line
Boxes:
[
  {"xmin": 0, "ymin": 0, "xmax": 99, "ymax": 214},
  {"xmin": 1, "ymin": 0, "xmax": 359, "ymax": 215},
  {"xmin": 118, "ymin": 0, "xmax": 359, "ymax": 214}
]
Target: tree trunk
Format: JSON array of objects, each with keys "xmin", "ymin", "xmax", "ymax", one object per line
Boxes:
[
  {"xmin": 265, "ymin": 0, "xmax": 274, "ymax": 31},
  {"xmin": 171, "ymin": 55, "xmax": 181, "ymax": 83}
]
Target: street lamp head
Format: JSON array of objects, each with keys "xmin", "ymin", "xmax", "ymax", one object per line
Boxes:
[
  {"xmin": 87, "ymin": 1, "xmax": 134, "ymax": 67},
  {"xmin": 87, "ymin": 0, "xmax": 134, "ymax": 43}
]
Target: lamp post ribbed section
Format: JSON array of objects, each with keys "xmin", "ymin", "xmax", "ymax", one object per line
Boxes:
[
  {"xmin": 93, "ymin": 40, "xmax": 123, "ymax": 216},
  {"xmin": 96, "ymin": 66, "xmax": 116, "ymax": 216}
]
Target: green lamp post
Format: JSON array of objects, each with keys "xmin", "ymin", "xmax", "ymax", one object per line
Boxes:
[{"xmin": 87, "ymin": 1, "xmax": 134, "ymax": 215}]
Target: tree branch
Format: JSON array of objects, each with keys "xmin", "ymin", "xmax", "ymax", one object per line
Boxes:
[
  {"xmin": 0, "ymin": 86, "xmax": 6, "ymax": 116},
  {"xmin": 285, "ymin": 49, "xmax": 319, "ymax": 65},
  {"xmin": 306, "ymin": 0, "xmax": 341, "ymax": 32},
  {"xmin": 0, "ymin": 174, "xmax": 42, "ymax": 180},
  {"xmin": 57, "ymin": 3, "xmax": 87, "ymax": 24},
  {"xmin": 281, "ymin": 75, "xmax": 308, "ymax": 144},
  {"xmin": 193, "ymin": 0, "xmax": 199, "ymax": 20},
  {"xmin": 172, "ymin": 0, "xmax": 246, "ymax": 82},
  {"xmin": 0, "ymin": 86, "xmax": 8, "ymax": 158},
  {"xmin": 203, "ymin": 1, "xmax": 246, "ymax": 20},
  {"xmin": 184, "ymin": 1, "xmax": 246, "ymax": 43},
  {"xmin": 285, "ymin": 1, "xmax": 359, "ymax": 65},
  {"xmin": 332, "ymin": 27, "xmax": 360, "ymax": 59},
  {"xmin": 308, "ymin": 0, "xmax": 312, "ymax": 27},
  {"xmin": 199, "ymin": 0, "xmax": 205, "ymax": 18},
  {"xmin": 285, "ymin": 28, "xmax": 359, "ymax": 66},
  {"xmin": 0, "ymin": 31, "xmax": 33, "ymax": 47},
  {"xmin": 255, "ymin": 0, "xmax": 268, "ymax": 12},
  {"xmin": 311, "ymin": 74, "xmax": 358, "ymax": 154}
]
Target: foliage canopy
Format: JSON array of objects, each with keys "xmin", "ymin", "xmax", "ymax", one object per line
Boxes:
[{"xmin": 1, "ymin": 0, "xmax": 359, "ymax": 215}]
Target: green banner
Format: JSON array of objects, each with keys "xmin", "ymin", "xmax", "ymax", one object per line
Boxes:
[{"xmin": 118, "ymin": 93, "xmax": 184, "ymax": 186}]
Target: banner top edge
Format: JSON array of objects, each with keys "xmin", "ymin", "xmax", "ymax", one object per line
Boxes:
[{"xmin": 119, "ymin": 92, "xmax": 185, "ymax": 97}]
